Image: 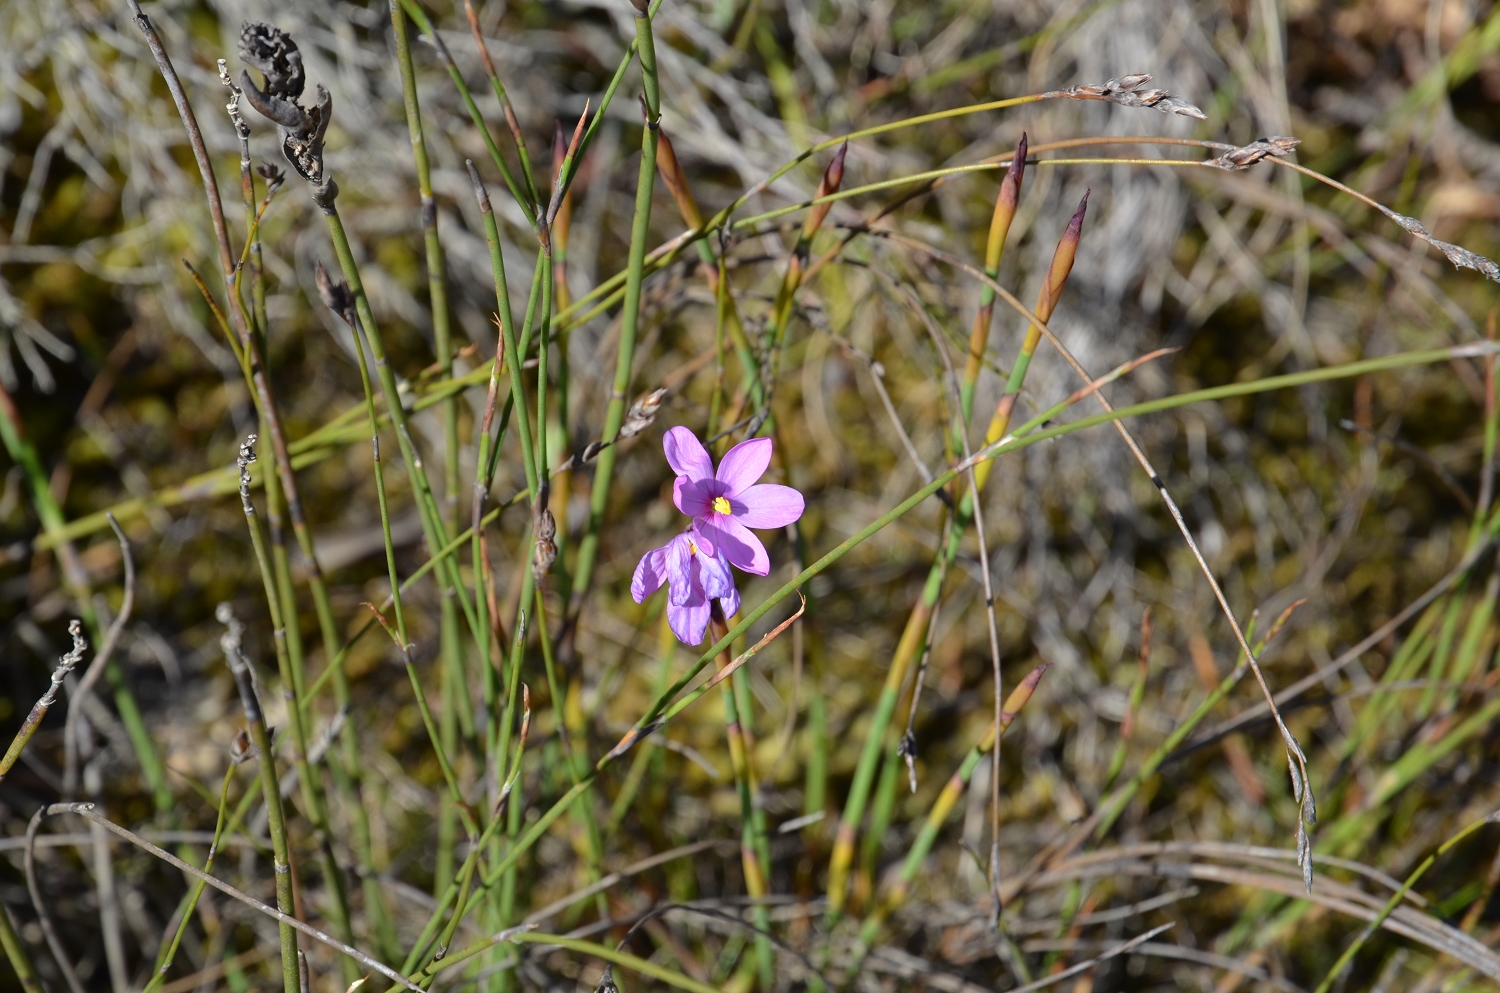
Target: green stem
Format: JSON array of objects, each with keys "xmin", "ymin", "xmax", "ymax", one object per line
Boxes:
[
  {"xmin": 222, "ymin": 614, "xmax": 299, "ymax": 993},
  {"xmin": 0, "ymin": 905, "xmax": 41, "ymax": 993},
  {"xmin": 142, "ymin": 764, "xmax": 235, "ymax": 993},
  {"xmin": 569, "ymin": 0, "xmax": 661, "ymax": 609},
  {"xmin": 394, "ymin": 0, "xmax": 536, "ymax": 225},
  {"xmin": 1313, "ymin": 814, "xmax": 1494, "ymax": 993}
]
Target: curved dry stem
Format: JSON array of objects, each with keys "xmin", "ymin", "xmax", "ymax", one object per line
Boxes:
[
  {"xmin": 63, "ymin": 513, "xmax": 134, "ymax": 797},
  {"xmin": 24, "ymin": 805, "xmax": 86, "ymax": 993}
]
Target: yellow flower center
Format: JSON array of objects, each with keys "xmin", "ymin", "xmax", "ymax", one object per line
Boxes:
[
  {"xmin": 688, "ymin": 539, "xmax": 698, "ymax": 555},
  {"xmin": 712, "ymin": 495, "xmax": 733, "ymax": 515}
]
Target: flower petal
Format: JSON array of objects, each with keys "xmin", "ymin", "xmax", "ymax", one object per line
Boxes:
[
  {"xmin": 699, "ymin": 516, "xmax": 770, "ymax": 575},
  {"xmin": 668, "ymin": 596, "xmax": 711, "ymax": 646},
  {"xmin": 631, "ymin": 546, "xmax": 667, "ymax": 603},
  {"xmin": 666, "ymin": 533, "xmax": 695, "ymax": 606},
  {"xmin": 696, "ymin": 548, "xmax": 736, "ymax": 601},
  {"xmin": 715, "ymin": 436, "xmax": 772, "ymax": 495},
  {"xmin": 674, "ymin": 476, "xmax": 714, "ymax": 517},
  {"xmin": 718, "ymin": 588, "xmax": 741, "ymax": 621},
  {"xmin": 730, "ymin": 483, "xmax": 804, "ymax": 529},
  {"xmin": 690, "ymin": 520, "xmax": 717, "ymax": 557},
  {"xmin": 663, "ymin": 426, "xmax": 714, "ymax": 482}
]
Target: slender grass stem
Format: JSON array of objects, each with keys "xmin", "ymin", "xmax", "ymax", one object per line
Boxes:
[
  {"xmin": 1313, "ymin": 814, "xmax": 1496, "ymax": 993},
  {"xmin": 218, "ymin": 601, "xmax": 300, "ymax": 993},
  {"xmin": 141, "ymin": 763, "xmax": 235, "ymax": 993},
  {"xmin": 710, "ymin": 613, "xmax": 775, "ymax": 989},
  {"xmin": 0, "ymin": 905, "xmax": 41, "ymax": 993},
  {"xmin": 567, "ymin": 0, "xmax": 662, "ymax": 610}
]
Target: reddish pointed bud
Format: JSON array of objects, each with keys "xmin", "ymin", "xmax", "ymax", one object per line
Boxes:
[
  {"xmin": 985, "ymin": 132, "xmax": 1027, "ymax": 270},
  {"xmin": 628, "ymin": 0, "xmax": 649, "ymax": 14},
  {"xmin": 656, "ymin": 129, "xmax": 704, "ymax": 228},
  {"xmin": 803, "ymin": 141, "xmax": 848, "ymax": 240},
  {"xmin": 568, "ymin": 100, "xmax": 589, "ymax": 160},
  {"xmin": 1038, "ymin": 189, "xmax": 1089, "ymax": 321},
  {"xmin": 997, "ymin": 661, "xmax": 1051, "ymax": 731}
]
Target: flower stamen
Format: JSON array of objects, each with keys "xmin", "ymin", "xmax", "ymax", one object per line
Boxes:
[{"xmin": 712, "ymin": 495, "xmax": 732, "ymax": 515}]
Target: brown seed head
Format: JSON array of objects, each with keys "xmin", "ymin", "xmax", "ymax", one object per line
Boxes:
[{"xmin": 313, "ymin": 261, "xmax": 354, "ymax": 319}]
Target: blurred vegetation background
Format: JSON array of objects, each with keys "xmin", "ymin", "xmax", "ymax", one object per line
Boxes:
[{"xmin": 4, "ymin": 0, "xmax": 1500, "ymax": 990}]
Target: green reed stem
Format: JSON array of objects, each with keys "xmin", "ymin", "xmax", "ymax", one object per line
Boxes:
[
  {"xmin": 142, "ymin": 763, "xmax": 235, "ymax": 993},
  {"xmin": 569, "ymin": 0, "xmax": 661, "ymax": 609},
  {"xmin": 321, "ymin": 207, "xmax": 486, "ymax": 653},
  {"xmin": 0, "ymin": 905, "xmax": 40, "ymax": 993},
  {"xmin": 221, "ymin": 608, "xmax": 299, "ymax": 993},
  {"xmin": 1313, "ymin": 814, "xmax": 1495, "ymax": 993},
  {"xmin": 395, "ymin": 0, "xmax": 535, "ymax": 226}
]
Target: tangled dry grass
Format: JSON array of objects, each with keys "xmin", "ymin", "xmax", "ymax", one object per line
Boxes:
[{"xmin": 5, "ymin": 0, "xmax": 1500, "ymax": 991}]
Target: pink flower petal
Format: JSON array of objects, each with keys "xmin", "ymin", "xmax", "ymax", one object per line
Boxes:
[
  {"xmin": 674, "ymin": 476, "xmax": 714, "ymax": 517},
  {"xmin": 663, "ymin": 426, "xmax": 714, "ymax": 482},
  {"xmin": 698, "ymin": 516, "xmax": 770, "ymax": 575},
  {"xmin": 715, "ymin": 436, "xmax": 772, "ymax": 496},
  {"xmin": 730, "ymin": 483, "xmax": 804, "ymax": 529},
  {"xmin": 690, "ymin": 520, "xmax": 717, "ymax": 558},
  {"xmin": 666, "ymin": 533, "xmax": 695, "ymax": 606},
  {"xmin": 668, "ymin": 596, "xmax": 711, "ymax": 645},
  {"xmin": 696, "ymin": 548, "xmax": 736, "ymax": 600},
  {"xmin": 631, "ymin": 546, "xmax": 667, "ymax": 603}
]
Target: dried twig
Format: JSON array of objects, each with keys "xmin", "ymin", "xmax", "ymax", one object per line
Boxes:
[
  {"xmin": 63, "ymin": 513, "xmax": 134, "ymax": 797},
  {"xmin": 0, "ymin": 620, "xmax": 87, "ymax": 784}
]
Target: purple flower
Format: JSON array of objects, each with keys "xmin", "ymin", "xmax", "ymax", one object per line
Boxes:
[
  {"xmin": 662, "ymin": 427, "xmax": 805, "ymax": 576},
  {"xmin": 632, "ymin": 531, "xmax": 741, "ymax": 646}
]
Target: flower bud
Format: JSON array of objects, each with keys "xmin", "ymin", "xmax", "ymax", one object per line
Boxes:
[
  {"xmin": 802, "ymin": 141, "xmax": 847, "ymax": 241},
  {"xmin": 1038, "ymin": 189, "xmax": 1089, "ymax": 322},
  {"xmin": 656, "ymin": 130, "xmax": 704, "ymax": 229}
]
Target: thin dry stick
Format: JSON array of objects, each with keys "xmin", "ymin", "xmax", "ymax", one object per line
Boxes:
[
  {"xmin": 0, "ymin": 620, "xmax": 87, "ymax": 784},
  {"xmin": 39, "ymin": 803, "xmax": 423, "ymax": 991},
  {"xmin": 63, "ymin": 513, "xmax": 134, "ymax": 797},
  {"xmin": 866, "ymin": 226, "xmax": 1319, "ymax": 882}
]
